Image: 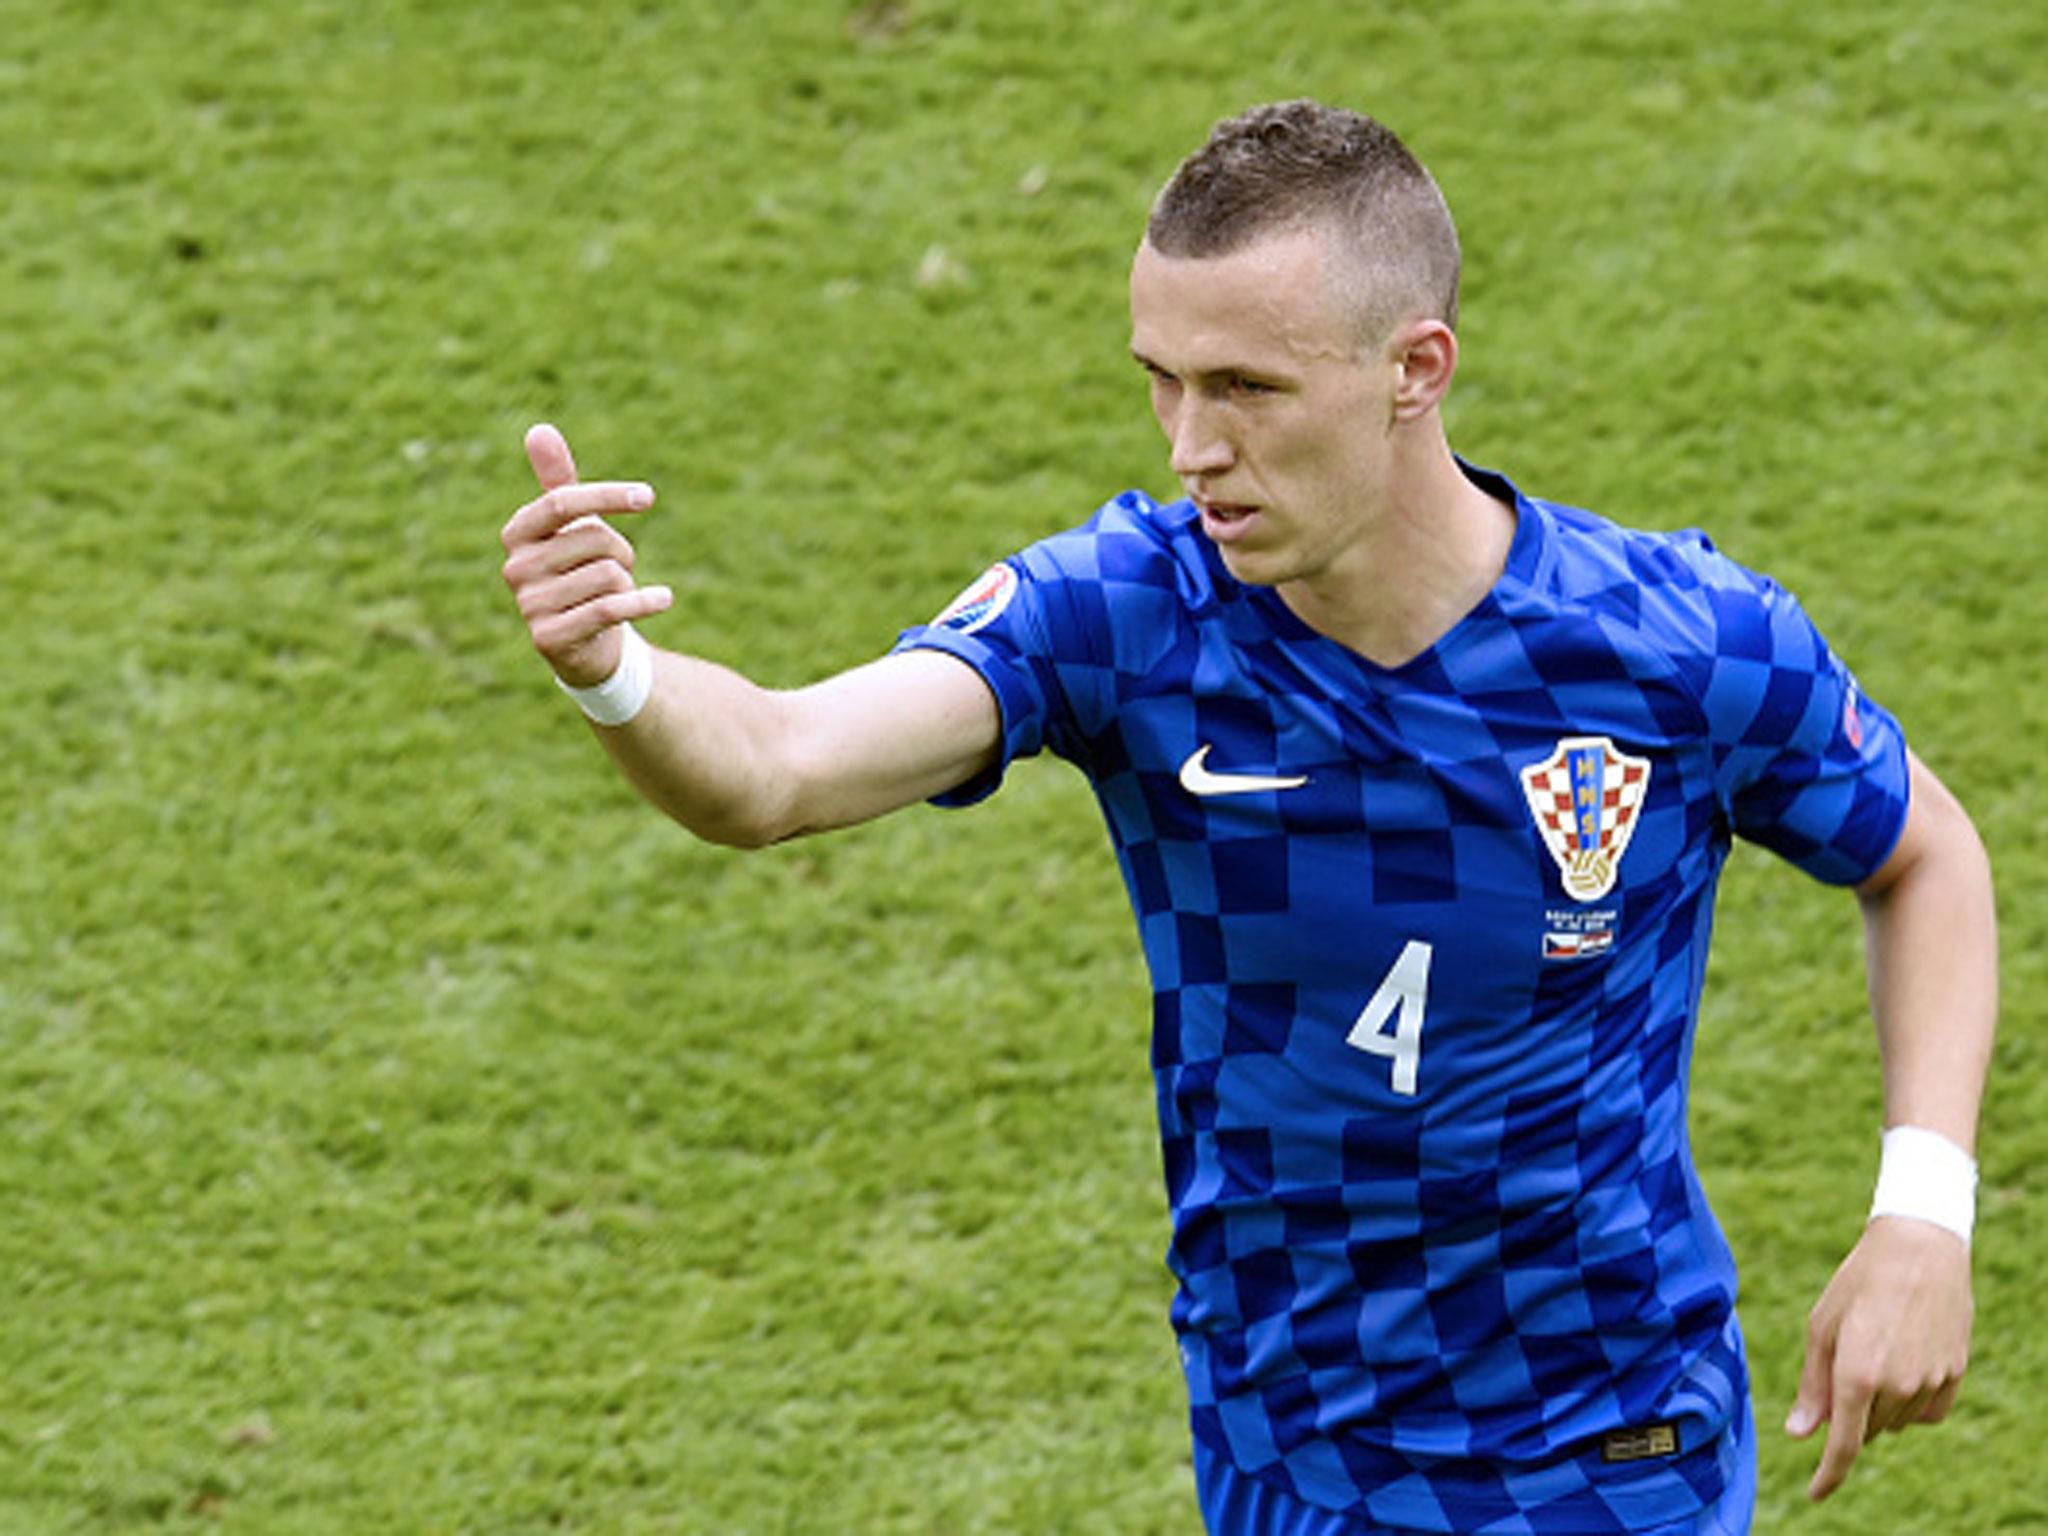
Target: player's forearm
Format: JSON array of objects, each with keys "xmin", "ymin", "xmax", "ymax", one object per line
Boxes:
[
  {"xmin": 588, "ymin": 649, "xmax": 806, "ymax": 848},
  {"xmin": 584, "ymin": 646, "xmax": 1003, "ymax": 848},
  {"xmin": 502, "ymin": 432, "xmax": 1001, "ymax": 845},
  {"xmin": 1857, "ymin": 764, "xmax": 1997, "ymax": 1150}
]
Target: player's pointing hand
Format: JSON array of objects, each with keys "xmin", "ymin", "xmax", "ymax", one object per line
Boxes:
[
  {"xmin": 1785, "ymin": 1214, "xmax": 1973, "ymax": 1502},
  {"xmin": 500, "ymin": 423, "xmax": 674, "ymax": 689}
]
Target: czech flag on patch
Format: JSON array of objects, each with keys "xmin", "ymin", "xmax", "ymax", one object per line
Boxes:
[
  {"xmin": 1543, "ymin": 928, "xmax": 1616, "ymax": 961},
  {"xmin": 931, "ymin": 563, "xmax": 1019, "ymax": 635}
]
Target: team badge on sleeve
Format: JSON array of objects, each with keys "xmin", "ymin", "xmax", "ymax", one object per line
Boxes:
[
  {"xmin": 1842, "ymin": 675, "xmax": 1866, "ymax": 750},
  {"xmin": 1521, "ymin": 736, "xmax": 1652, "ymax": 902},
  {"xmin": 930, "ymin": 563, "xmax": 1018, "ymax": 635}
]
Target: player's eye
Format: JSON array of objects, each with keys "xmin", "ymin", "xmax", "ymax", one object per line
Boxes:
[{"xmin": 1141, "ymin": 365, "xmax": 1184, "ymax": 401}]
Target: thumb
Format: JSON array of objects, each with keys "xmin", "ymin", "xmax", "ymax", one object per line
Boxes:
[
  {"xmin": 525, "ymin": 421, "xmax": 578, "ymax": 491},
  {"xmin": 1786, "ymin": 1331, "xmax": 1833, "ymax": 1439}
]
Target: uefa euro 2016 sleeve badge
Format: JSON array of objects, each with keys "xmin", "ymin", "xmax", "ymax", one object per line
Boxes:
[
  {"xmin": 1520, "ymin": 736, "xmax": 1652, "ymax": 903},
  {"xmin": 931, "ymin": 563, "xmax": 1020, "ymax": 635}
]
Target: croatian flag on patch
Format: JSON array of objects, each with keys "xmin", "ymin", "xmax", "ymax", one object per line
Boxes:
[{"xmin": 931, "ymin": 563, "xmax": 1019, "ymax": 635}]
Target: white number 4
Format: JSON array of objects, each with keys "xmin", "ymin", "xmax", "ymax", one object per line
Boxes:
[{"xmin": 1345, "ymin": 940, "xmax": 1433, "ymax": 1096}]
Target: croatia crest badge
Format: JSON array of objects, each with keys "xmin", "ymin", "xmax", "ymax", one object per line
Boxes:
[{"xmin": 1520, "ymin": 736, "xmax": 1652, "ymax": 902}]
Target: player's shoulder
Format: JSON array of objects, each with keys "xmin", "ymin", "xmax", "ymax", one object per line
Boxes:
[
  {"xmin": 1017, "ymin": 488, "xmax": 1222, "ymax": 604},
  {"xmin": 1519, "ymin": 486, "xmax": 1784, "ymax": 660},
  {"xmin": 1532, "ymin": 495, "xmax": 1746, "ymax": 600}
]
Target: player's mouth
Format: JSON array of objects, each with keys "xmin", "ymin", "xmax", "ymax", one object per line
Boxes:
[{"xmin": 1194, "ymin": 496, "xmax": 1262, "ymax": 542}]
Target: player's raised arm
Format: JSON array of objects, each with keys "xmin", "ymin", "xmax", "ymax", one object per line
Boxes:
[{"xmin": 500, "ymin": 424, "xmax": 1002, "ymax": 847}]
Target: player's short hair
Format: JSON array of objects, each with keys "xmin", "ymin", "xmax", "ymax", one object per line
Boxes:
[{"xmin": 1147, "ymin": 101, "xmax": 1461, "ymax": 348}]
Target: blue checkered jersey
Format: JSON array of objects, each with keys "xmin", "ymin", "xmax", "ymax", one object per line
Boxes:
[{"xmin": 891, "ymin": 464, "xmax": 1910, "ymax": 1533}]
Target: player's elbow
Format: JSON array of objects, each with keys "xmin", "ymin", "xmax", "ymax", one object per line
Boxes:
[
  {"xmin": 670, "ymin": 783, "xmax": 808, "ymax": 850},
  {"xmin": 687, "ymin": 813, "xmax": 785, "ymax": 851},
  {"xmin": 619, "ymin": 685, "xmax": 816, "ymax": 849},
  {"xmin": 621, "ymin": 761, "xmax": 804, "ymax": 850}
]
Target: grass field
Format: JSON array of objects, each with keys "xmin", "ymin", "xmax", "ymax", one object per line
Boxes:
[{"xmin": 3, "ymin": 1, "xmax": 2044, "ymax": 1531}]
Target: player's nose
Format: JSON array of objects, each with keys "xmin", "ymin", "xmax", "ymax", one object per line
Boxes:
[{"xmin": 1167, "ymin": 399, "xmax": 1235, "ymax": 478}]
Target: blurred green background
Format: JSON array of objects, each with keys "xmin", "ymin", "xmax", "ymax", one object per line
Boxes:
[{"xmin": 3, "ymin": 1, "xmax": 2042, "ymax": 1530}]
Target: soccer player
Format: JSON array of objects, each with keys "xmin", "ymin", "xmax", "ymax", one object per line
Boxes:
[{"xmin": 499, "ymin": 102, "xmax": 1995, "ymax": 1534}]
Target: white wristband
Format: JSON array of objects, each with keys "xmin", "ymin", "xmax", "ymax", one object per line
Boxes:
[
  {"xmin": 1870, "ymin": 1124, "xmax": 1978, "ymax": 1245},
  {"xmin": 557, "ymin": 624, "xmax": 655, "ymax": 726}
]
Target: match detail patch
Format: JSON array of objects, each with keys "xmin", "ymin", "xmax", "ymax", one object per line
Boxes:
[
  {"xmin": 1542, "ymin": 906, "xmax": 1618, "ymax": 962},
  {"xmin": 1520, "ymin": 736, "xmax": 1652, "ymax": 903},
  {"xmin": 930, "ymin": 563, "xmax": 1018, "ymax": 635}
]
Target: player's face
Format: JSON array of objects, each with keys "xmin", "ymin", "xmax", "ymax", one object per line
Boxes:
[{"xmin": 1129, "ymin": 228, "xmax": 1402, "ymax": 591}]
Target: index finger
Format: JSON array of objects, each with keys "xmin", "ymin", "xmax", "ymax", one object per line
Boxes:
[
  {"xmin": 526, "ymin": 422, "xmax": 578, "ymax": 491},
  {"xmin": 501, "ymin": 481, "xmax": 656, "ymax": 550},
  {"xmin": 1808, "ymin": 1379, "xmax": 1872, "ymax": 1500}
]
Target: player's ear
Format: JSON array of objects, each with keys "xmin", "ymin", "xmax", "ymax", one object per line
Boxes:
[{"xmin": 1388, "ymin": 319, "xmax": 1458, "ymax": 421}]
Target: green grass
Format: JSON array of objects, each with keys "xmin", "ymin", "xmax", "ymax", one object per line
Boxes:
[{"xmin": 4, "ymin": 0, "xmax": 2044, "ymax": 1530}]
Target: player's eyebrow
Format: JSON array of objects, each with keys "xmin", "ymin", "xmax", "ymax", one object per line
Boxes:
[{"xmin": 1129, "ymin": 348, "xmax": 1286, "ymax": 387}]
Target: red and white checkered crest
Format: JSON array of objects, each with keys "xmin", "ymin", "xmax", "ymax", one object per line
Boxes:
[{"xmin": 1519, "ymin": 736, "xmax": 1652, "ymax": 902}]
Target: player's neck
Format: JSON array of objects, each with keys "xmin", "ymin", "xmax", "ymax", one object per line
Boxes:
[{"xmin": 1277, "ymin": 445, "xmax": 1515, "ymax": 670}]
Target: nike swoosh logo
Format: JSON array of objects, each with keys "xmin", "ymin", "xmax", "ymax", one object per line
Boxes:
[{"xmin": 1178, "ymin": 745, "xmax": 1308, "ymax": 797}]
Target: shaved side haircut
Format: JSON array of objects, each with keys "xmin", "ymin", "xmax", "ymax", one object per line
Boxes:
[{"xmin": 1147, "ymin": 100, "xmax": 1462, "ymax": 350}]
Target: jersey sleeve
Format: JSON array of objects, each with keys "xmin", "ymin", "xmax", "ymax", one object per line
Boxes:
[
  {"xmin": 890, "ymin": 525, "xmax": 1127, "ymax": 806},
  {"xmin": 1689, "ymin": 550, "xmax": 1911, "ymax": 885},
  {"xmin": 887, "ymin": 557, "xmax": 1061, "ymax": 806},
  {"xmin": 888, "ymin": 494, "xmax": 1172, "ymax": 806}
]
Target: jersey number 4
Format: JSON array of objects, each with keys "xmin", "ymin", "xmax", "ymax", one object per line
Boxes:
[{"xmin": 1345, "ymin": 940, "xmax": 1432, "ymax": 1097}]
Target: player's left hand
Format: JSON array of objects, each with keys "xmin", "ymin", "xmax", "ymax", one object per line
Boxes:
[{"xmin": 1786, "ymin": 1215, "xmax": 1972, "ymax": 1501}]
